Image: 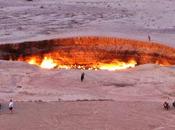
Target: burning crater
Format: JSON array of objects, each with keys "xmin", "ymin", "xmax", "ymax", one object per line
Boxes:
[{"xmin": 0, "ymin": 36, "xmax": 175, "ymax": 71}]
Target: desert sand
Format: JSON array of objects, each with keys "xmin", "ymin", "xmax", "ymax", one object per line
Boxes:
[
  {"xmin": 1, "ymin": 101, "xmax": 175, "ymax": 130},
  {"xmin": 0, "ymin": 61, "xmax": 175, "ymax": 129},
  {"xmin": 0, "ymin": 0, "xmax": 175, "ymax": 130},
  {"xmin": 0, "ymin": 0, "xmax": 175, "ymax": 46}
]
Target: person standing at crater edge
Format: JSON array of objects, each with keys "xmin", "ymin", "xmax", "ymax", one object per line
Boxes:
[
  {"xmin": 9, "ymin": 99, "xmax": 14, "ymax": 113},
  {"xmin": 81, "ymin": 72, "xmax": 85, "ymax": 82},
  {"xmin": 148, "ymin": 34, "xmax": 151, "ymax": 42}
]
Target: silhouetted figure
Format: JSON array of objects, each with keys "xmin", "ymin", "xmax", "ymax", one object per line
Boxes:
[
  {"xmin": 172, "ymin": 101, "xmax": 175, "ymax": 108},
  {"xmin": 163, "ymin": 101, "xmax": 170, "ymax": 110},
  {"xmin": 0, "ymin": 103, "xmax": 1, "ymax": 110},
  {"xmin": 81, "ymin": 72, "xmax": 85, "ymax": 82},
  {"xmin": 148, "ymin": 34, "xmax": 151, "ymax": 42},
  {"xmin": 9, "ymin": 99, "xmax": 14, "ymax": 113}
]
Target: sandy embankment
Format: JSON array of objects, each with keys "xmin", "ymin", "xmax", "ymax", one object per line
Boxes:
[
  {"xmin": 0, "ymin": 60, "xmax": 175, "ymax": 129},
  {"xmin": 0, "ymin": 60, "xmax": 175, "ymax": 102}
]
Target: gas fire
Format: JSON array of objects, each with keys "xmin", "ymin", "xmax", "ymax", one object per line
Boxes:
[
  {"xmin": 21, "ymin": 56, "xmax": 137, "ymax": 70},
  {"xmin": 97, "ymin": 60, "xmax": 137, "ymax": 71},
  {"xmin": 1, "ymin": 36, "xmax": 175, "ymax": 71},
  {"xmin": 40, "ymin": 57, "xmax": 57, "ymax": 69}
]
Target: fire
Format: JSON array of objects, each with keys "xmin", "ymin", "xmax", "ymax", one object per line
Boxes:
[
  {"xmin": 25, "ymin": 56, "xmax": 72, "ymax": 69},
  {"xmin": 28, "ymin": 57, "xmax": 38, "ymax": 65},
  {"xmin": 97, "ymin": 60, "xmax": 137, "ymax": 71},
  {"xmin": 18, "ymin": 56, "xmax": 137, "ymax": 71},
  {"xmin": 14, "ymin": 36, "xmax": 175, "ymax": 71},
  {"xmin": 40, "ymin": 57, "xmax": 57, "ymax": 69}
]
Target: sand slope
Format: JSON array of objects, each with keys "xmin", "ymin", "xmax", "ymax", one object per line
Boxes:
[
  {"xmin": 0, "ymin": 56, "xmax": 175, "ymax": 130},
  {"xmin": 0, "ymin": 60, "xmax": 175, "ymax": 102}
]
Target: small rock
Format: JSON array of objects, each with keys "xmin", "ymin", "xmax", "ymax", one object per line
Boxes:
[{"xmin": 17, "ymin": 86, "xmax": 22, "ymax": 88}]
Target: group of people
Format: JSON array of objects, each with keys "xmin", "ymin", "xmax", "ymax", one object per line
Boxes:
[
  {"xmin": 163, "ymin": 101, "xmax": 175, "ymax": 110},
  {"xmin": 0, "ymin": 99, "xmax": 14, "ymax": 113}
]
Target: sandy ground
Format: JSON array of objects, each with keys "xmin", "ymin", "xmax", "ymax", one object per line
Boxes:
[
  {"xmin": 1, "ymin": 101, "xmax": 175, "ymax": 130},
  {"xmin": 1, "ymin": 0, "xmax": 175, "ymax": 130},
  {"xmin": 0, "ymin": 60, "xmax": 175, "ymax": 102},
  {"xmin": 0, "ymin": 0, "xmax": 175, "ymax": 47},
  {"xmin": 0, "ymin": 61, "xmax": 175, "ymax": 129}
]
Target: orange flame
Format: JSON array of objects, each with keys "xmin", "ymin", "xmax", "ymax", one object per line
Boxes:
[
  {"xmin": 3, "ymin": 36, "xmax": 175, "ymax": 71},
  {"xmin": 27, "ymin": 57, "xmax": 38, "ymax": 65},
  {"xmin": 97, "ymin": 59, "xmax": 137, "ymax": 71},
  {"xmin": 18, "ymin": 56, "xmax": 137, "ymax": 70},
  {"xmin": 40, "ymin": 57, "xmax": 57, "ymax": 69}
]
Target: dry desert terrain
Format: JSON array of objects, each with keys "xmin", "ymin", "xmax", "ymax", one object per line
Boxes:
[{"xmin": 0, "ymin": 0, "xmax": 175, "ymax": 130}]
